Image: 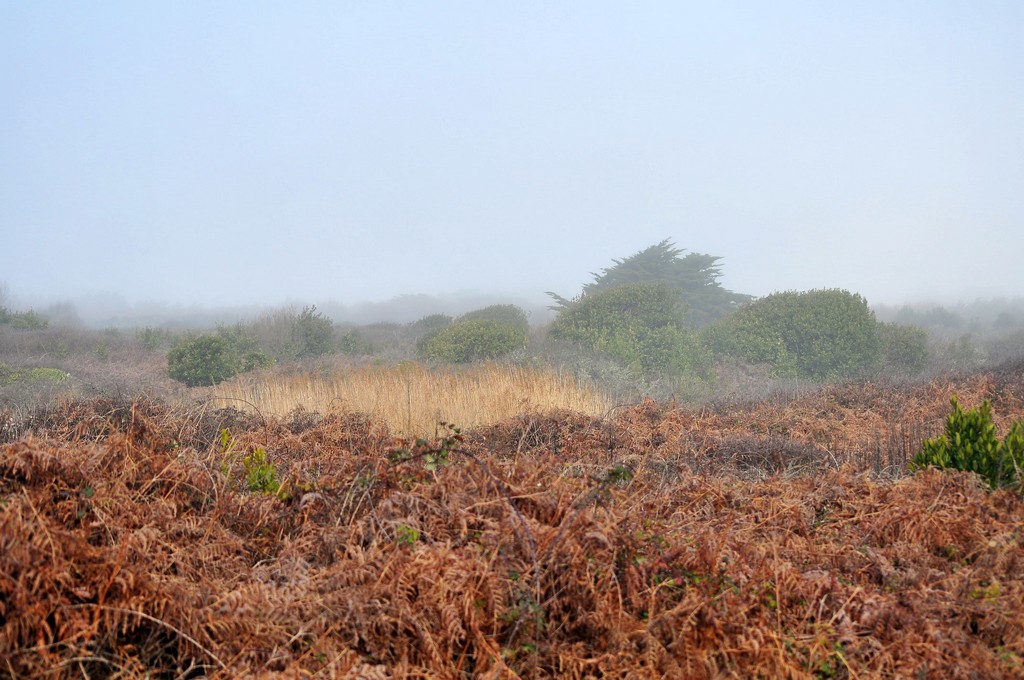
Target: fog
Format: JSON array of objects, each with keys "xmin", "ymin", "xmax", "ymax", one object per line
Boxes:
[{"xmin": 2, "ymin": 3, "xmax": 1022, "ymax": 323}]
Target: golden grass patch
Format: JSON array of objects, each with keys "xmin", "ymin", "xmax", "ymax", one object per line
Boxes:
[{"xmin": 208, "ymin": 361, "xmax": 614, "ymax": 436}]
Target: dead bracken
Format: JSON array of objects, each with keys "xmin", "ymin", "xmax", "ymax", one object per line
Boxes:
[{"xmin": 2, "ymin": 364, "xmax": 1023, "ymax": 678}]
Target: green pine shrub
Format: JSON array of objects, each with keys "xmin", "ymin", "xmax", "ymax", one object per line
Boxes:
[{"xmin": 911, "ymin": 397, "xmax": 1024, "ymax": 491}]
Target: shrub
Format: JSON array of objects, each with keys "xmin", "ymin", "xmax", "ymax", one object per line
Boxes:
[
  {"xmin": 243, "ymin": 447, "xmax": 280, "ymax": 494},
  {"xmin": 703, "ymin": 289, "xmax": 881, "ymax": 381},
  {"xmin": 294, "ymin": 305, "xmax": 334, "ymax": 358},
  {"xmin": 167, "ymin": 335, "xmax": 241, "ymax": 387},
  {"xmin": 911, "ymin": 397, "xmax": 1024, "ymax": 491},
  {"xmin": 0, "ymin": 365, "xmax": 71, "ymax": 386},
  {"xmin": 457, "ymin": 304, "xmax": 529, "ymax": 333},
  {"xmin": 337, "ymin": 329, "xmax": 375, "ymax": 356},
  {"xmin": 412, "ymin": 314, "xmax": 453, "ymax": 355},
  {"xmin": 214, "ymin": 324, "xmax": 273, "ymax": 371},
  {"xmin": 550, "ymin": 283, "xmax": 711, "ymax": 378},
  {"xmin": 425, "ymin": 319, "xmax": 525, "ymax": 363},
  {"xmin": 877, "ymin": 322, "xmax": 930, "ymax": 375},
  {"xmin": 0, "ymin": 307, "xmax": 48, "ymax": 330},
  {"xmin": 135, "ymin": 326, "xmax": 175, "ymax": 351},
  {"xmin": 701, "ymin": 312, "xmax": 798, "ymax": 378}
]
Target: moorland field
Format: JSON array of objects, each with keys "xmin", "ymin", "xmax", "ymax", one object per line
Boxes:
[{"xmin": 2, "ymin": 291, "xmax": 1024, "ymax": 677}]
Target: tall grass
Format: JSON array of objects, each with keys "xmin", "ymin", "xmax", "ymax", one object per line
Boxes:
[{"xmin": 208, "ymin": 362, "xmax": 613, "ymax": 436}]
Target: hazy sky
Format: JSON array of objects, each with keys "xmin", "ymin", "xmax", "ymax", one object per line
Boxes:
[{"xmin": 2, "ymin": 2, "xmax": 1022, "ymax": 314}]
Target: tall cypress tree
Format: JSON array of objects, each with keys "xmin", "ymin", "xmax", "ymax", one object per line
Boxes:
[{"xmin": 549, "ymin": 239, "xmax": 750, "ymax": 327}]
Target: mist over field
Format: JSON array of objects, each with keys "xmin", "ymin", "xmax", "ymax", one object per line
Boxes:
[
  {"xmin": 2, "ymin": 2, "xmax": 1022, "ymax": 318},
  {"xmin": 6, "ymin": 8, "xmax": 1024, "ymax": 677}
]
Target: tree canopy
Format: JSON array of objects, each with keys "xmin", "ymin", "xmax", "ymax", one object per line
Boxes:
[
  {"xmin": 549, "ymin": 239, "xmax": 750, "ymax": 327},
  {"xmin": 549, "ymin": 282, "xmax": 712, "ymax": 383}
]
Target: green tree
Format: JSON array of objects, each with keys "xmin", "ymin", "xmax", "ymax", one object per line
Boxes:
[
  {"xmin": 704, "ymin": 289, "xmax": 881, "ymax": 381},
  {"xmin": 550, "ymin": 282, "xmax": 711, "ymax": 379},
  {"xmin": 294, "ymin": 305, "xmax": 334, "ymax": 358},
  {"xmin": 550, "ymin": 239, "xmax": 750, "ymax": 327},
  {"xmin": 167, "ymin": 335, "xmax": 241, "ymax": 387}
]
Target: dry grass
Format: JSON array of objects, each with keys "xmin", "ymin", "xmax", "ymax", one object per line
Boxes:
[{"xmin": 205, "ymin": 361, "xmax": 615, "ymax": 437}]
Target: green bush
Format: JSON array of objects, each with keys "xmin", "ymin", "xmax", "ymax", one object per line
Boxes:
[
  {"xmin": 167, "ymin": 335, "xmax": 241, "ymax": 387},
  {"xmin": 136, "ymin": 326, "xmax": 175, "ymax": 351},
  {"xmin": 243, "ymin": 447, "xmax": 280, "ymax": 494},
  {"xmin": 213, "ymin": 324, "xmax": 273, "ymax": 370},
  {"xmin": 912, "ymin": 397, "xmax": 1024, "ymax": 491},
  {"xmin": 0, "ymin": 307, "xmax": 48, "ymax": 330},
  {"xmin": 456, "ymin": 304, "xmax": 529, "ymax": 333},
  {"xmin": 703, "ymin": 289, "xmax": 881, "ymax": 381},
  {"xmin": 424, "ymin": 319, "xmax": 526, "ymax": 363},
  {"xmin": 0, "ymin": 365, "xmax": 71, "ymax": 385},
  {"xmin": 338, "ymin": 329, "xmax": 375, "ymax": 356},
  {"xmin": 550, "ymin": 283, "xmax": 711, "ymax": 378},
  {"xmin": 412, "ymin": 314, "xmax": 453, "ymax": 355},
  {"xmin": 701, "ymin": 311, "xmax": 798, "ymax": 377},
  {"xmin": 877, "ymin": 322, "xmax": 930, "ymax": 375},
  {"xmin": 294, "ymin": 305, "xmax": 334, "ymax": 358}
]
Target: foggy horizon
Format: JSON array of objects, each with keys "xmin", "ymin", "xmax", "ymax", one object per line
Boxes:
[{"xmin": 3, "ymin": 3, "xmax": 1022, "ymax": 316}]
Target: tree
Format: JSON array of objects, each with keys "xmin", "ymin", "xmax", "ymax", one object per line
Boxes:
[
  {"xmin": 550, "ymin": 239, "xmax": 750, "ymax": 327},
  {"xmin": 704, "ymin": 289, "xmax": 882, "ymax": 381},
  {"xmin": 550, "ymin": 282, "xmax": 711, "ymax": 379}
]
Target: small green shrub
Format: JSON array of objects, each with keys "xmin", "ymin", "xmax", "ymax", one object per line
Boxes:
[
  {"xmin": 0, "ymin": 307, "xmax": 49, "ymax": 330},
  {"xmin": 412, "ymin": 314, "xmax": 453, "ymax": 355},
  {"xmin": 26, "ymin": 367, "xmax": 71, "ymax": 383},
  {"xmin": 0, "ymin": 365, "xmax": 71, "ymax": 385},
  {"xmin": 394, "ymin": 524, "xmax": 421, "ymax": 547},
  {"xmin": 338, "ymin": 329, "xmax": 375, "ymax": 356},
  {"xmin": 425, "ymin": 319, "xmax": 525, "ymax": 363},
  {"xmin": 877, "ymin": 322, "xmax": 930, "ymax": 375},
  {"xmin": 167, "ymin": 335, "xmax": 241, "ymax": 387},
  {"xmin": 294, "ymin": 305, "xmax": 334, "ymax": 358},
  {"xmin": 136, "ymin": 326, "xmax": 174, "ymax": 351},
  {"xmin": 912, "ymin": 397, "xmax": 1024, "ymax": 491},
  {"xmin": 243, "ymin": 447, "xmax": 280, "ymax": 494}
]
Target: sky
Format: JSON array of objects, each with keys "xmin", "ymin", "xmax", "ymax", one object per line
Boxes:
[{"xmin": 2, "ymin": 1, "xmax": 1022, "ymax": 318}]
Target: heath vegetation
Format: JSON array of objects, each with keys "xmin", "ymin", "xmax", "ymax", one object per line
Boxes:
[{"xmin": 2, "ymin": 243, "xmax": 1024, "ymax": 676}]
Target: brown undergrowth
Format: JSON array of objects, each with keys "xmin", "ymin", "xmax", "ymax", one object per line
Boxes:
[{"xmin": 2, "ymin": 363, "xmax": 1023, "ymax": 678}]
